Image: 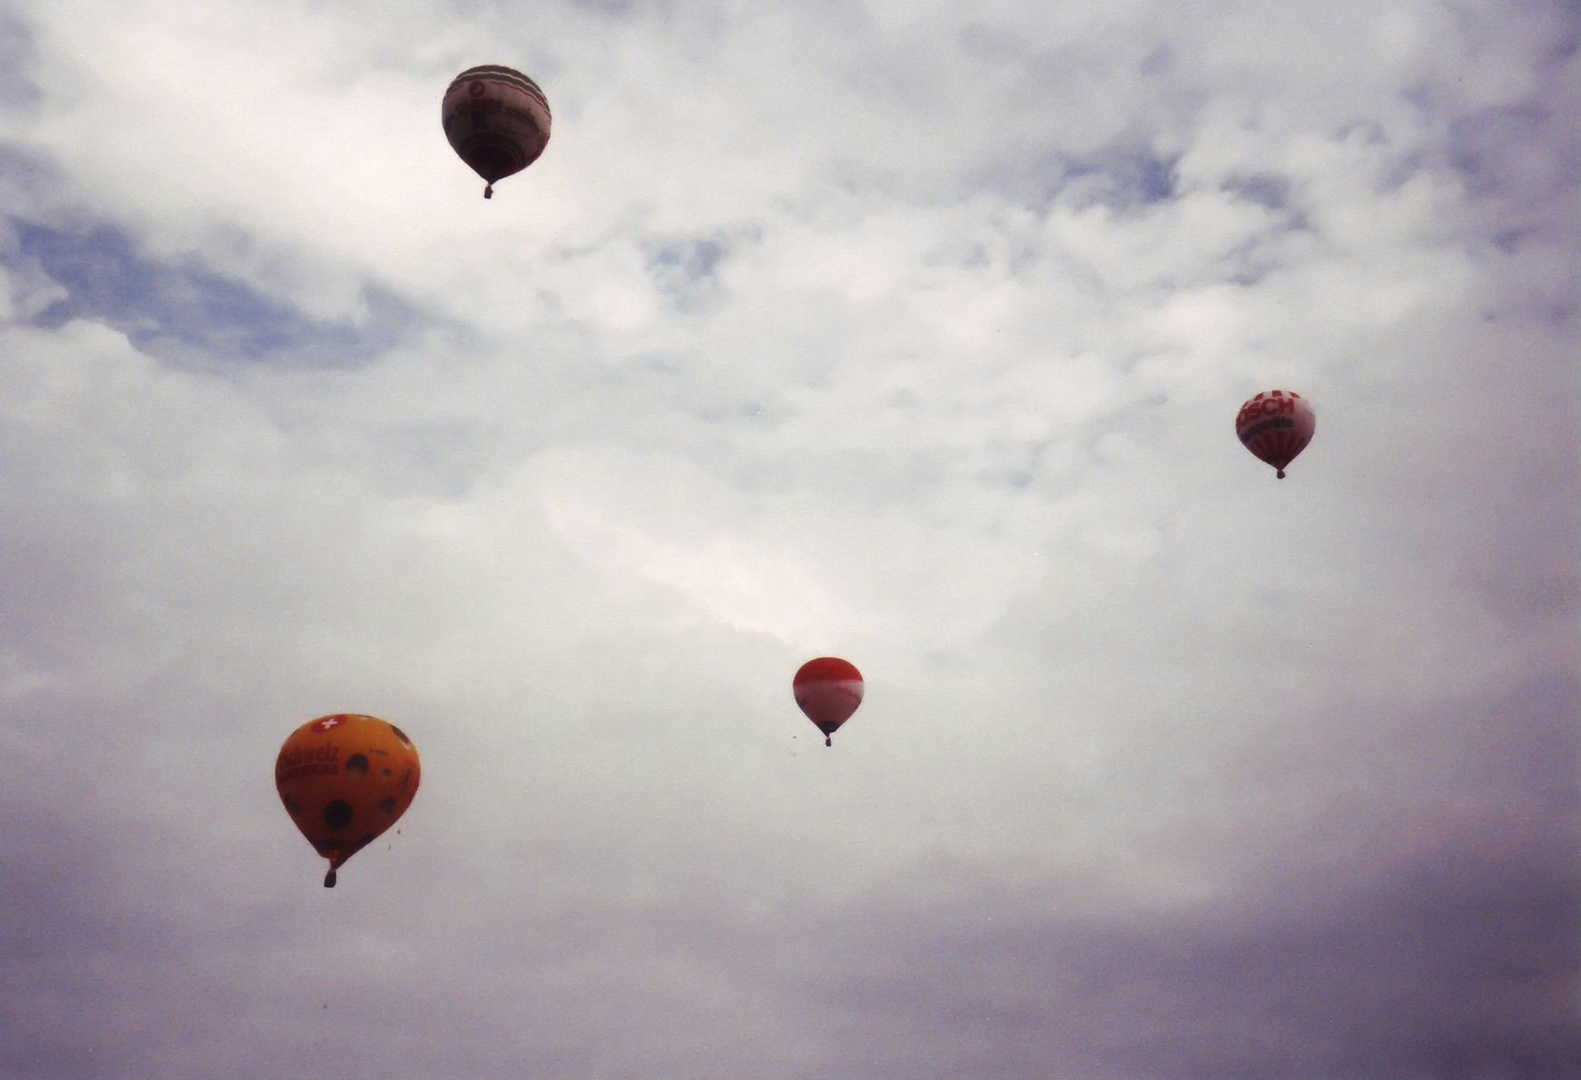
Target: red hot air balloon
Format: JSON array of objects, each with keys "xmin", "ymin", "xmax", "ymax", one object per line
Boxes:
[
  {"xmin": 441, "ymin": 65, "xmax": 551, "ymax": 199},
  {"xmin": 1235, "ymin": 389, "xmax": 1316, "ymax": 478},
  {"xmin": 794, "ymin": 658, "xmax": 863, "ymax": 747}
]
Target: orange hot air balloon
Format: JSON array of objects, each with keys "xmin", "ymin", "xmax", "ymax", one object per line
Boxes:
[
  {"xmin": 275, "ymin": 714, "xmax": 420, "ymax": 887},
  {"xmin": 441, "ymin": 64, "xmax": 551, "ymax": 198},
  {"xmin": 1235, "ymin": 389, "xmax": 1316, "ymax": 478},
  {"xmin": 794, "ymin": 657, "xmax": 864, "ymax": 747}
]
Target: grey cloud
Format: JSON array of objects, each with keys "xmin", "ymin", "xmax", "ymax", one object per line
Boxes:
[
  {"xmin": 13, "ymin": 222, "xmax": 425, "ymax": 370},
  {"xmin": 0, "ymin": 13, "xmax": 40, "ymax": 110},
  {"xmin": 967, "ymin": 143, "xmax": 1182, "ymax": 213},
  {"xmin": 1220, "ymin": 174, "xmax": 1293, "ymax": 212},
  {"xmin": 644, "ymin": 234, "xmax": 734, "ymax": 312},
  {"xmin": 763, "ymin": 687, "xmax": 1579, "ymax": 1078},
  {"xmin": 1450, "ymin": 104, "xmax": 1557, "ymax": 198}
]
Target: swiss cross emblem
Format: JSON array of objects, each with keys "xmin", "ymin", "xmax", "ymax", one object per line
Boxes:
[{"xmin": 312, "ymin": 716, "xmax": 344, "ymax": 733}]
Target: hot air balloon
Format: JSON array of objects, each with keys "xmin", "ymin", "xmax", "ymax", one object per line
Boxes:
[
  {"xmin": 1235, "ymin": 389, "xmax": 1315, "ymax": 478},
  {"xmin": 794, "ymin": 657, "xmax": 863, "ymax": 747},
  {"xmin": 275, "ymin": 714, "xmax": 421, "ymax": 887},
  {"xmin": 441, "ymin": 64, "xmax": 551, "ymax": 198}
]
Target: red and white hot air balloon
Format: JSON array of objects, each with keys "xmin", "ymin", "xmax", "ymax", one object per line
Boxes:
[
  {"xmin": 441, "ymin": 64, "xmax": 551, "ymax": 199},
  {"xmin": 793, "ymin": 657, "xmax": 863, "ymax": 747},
  {"xmin": 1235, "ymin": 389, "xmax": 1316, "ymax": 478}
]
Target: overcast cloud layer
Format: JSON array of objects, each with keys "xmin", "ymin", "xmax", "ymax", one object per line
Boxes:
[{"xmin": 1, "ymin": 1, "xmax": 1577, "ymax": 1077}]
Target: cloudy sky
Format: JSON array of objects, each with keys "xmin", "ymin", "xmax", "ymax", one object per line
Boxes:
[{"xmin": 1, "ymin": 0, "xmax": 1577, "ymax": 1077}]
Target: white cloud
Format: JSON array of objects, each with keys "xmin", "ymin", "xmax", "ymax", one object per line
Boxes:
[{"xmin": 0, "ymin": 0, "xmax": 1575, "ymax": 1076}]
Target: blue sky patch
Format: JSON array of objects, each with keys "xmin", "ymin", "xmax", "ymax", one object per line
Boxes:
[{"xmin": 13, "ymin": 220, "xmax": 422, "ymax": 370}]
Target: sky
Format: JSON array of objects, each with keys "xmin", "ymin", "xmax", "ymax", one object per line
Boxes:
[{"xmin": 0, "ymin": 0, "xmax": 1577, "ymax": 1077}]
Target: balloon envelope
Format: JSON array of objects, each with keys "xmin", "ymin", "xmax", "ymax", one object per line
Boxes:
[
  {"xmin": 275, "ymin": 714, "xmax": 420, "ymax": 886},
  {"xmin": 441, "ymin": 65, "xmax": 551, "ymax": 198},
  {"xmin": 1235, "ymin": 389, "xmax": 1315, "ymax": 478},
  {"xmin": 794, "ymin": 658, "xmax": 864, "ymax": 744}
]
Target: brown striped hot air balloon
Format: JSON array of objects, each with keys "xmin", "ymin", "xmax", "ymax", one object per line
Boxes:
[
  {"xmin": 1235, "ymin": 389, "xmax": 1316, "ymax": 479},
  {"xmin": 441, "ymin": 64, "xmax": 551, "ymax": 198}
]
